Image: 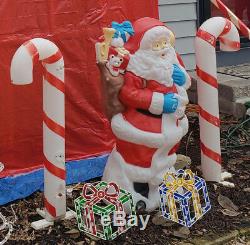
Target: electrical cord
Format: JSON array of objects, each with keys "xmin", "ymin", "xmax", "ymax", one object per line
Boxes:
[{"xmin": 221, "ymin": 116, "xmax": 250, "ymax": 152}]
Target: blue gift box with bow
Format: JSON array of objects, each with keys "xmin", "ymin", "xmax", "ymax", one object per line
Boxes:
[{"xmin": 159, "ymin": 169, "xmax": 211, "ymax": 227}]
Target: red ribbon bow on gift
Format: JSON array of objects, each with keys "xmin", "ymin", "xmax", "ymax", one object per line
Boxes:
[
  {"xmin": 81, "ymin": 182, "xmax": 126, "ymax": 235},
  {"xmin": 82, "ymin": 182, "xmax": 121, "ymax": 207}
]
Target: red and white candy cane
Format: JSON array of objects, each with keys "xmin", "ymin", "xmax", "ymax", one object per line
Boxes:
[
  {"xmin": 10, "ymin": 38, "xmax": 66, "ymax": 221},
  {"xmin": 210, "ymin": 0, "xmax": 250, "ymax": 39},
  {"xmin": 195, "ymin": 17, "xmax": 240, "ymax": 182}
]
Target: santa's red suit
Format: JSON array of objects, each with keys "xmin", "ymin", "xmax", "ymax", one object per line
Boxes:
[
  {"xmin": 117, "ymin": 72, "xmax": 181, "ymax": 167},
  {"xmin": 102, "ymin": 17, "xmax": 190, "ymax": 210}
]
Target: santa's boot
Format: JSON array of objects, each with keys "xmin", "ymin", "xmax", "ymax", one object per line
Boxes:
[{"xmin": 102, "ymin": 148, "xmax": 151, "ymax": 211}]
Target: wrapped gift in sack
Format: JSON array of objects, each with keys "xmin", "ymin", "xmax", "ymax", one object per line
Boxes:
[
  {"xmin": 159, "ymin": 169, "xmax": 211, "ymax": 227},
  {"xmin": 74, "ymin": 181, "xmax": 136, "ymax": 240},
  {"xmin": 106, "ymin": 47, "xmax": 130, "ymax": 76},
  {"xmin": 96, "ymin": 21, "xmax": 134, "ymax": 119}
]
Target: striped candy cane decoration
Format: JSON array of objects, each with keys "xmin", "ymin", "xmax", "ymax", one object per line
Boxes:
[
  {"xmin": 195, "ymin": 17, "xmax": 240, "ymax": 182},
  {"xmin": 10, "ymin": 38, "xmax": 66, "ymax": 221},
  {"xmin": 210, "ymin": 0, "xmax": 250, "ymax": 39}
]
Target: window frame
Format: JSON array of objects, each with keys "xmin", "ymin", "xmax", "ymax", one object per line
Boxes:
[{"xmin": 198, "ymin": 0, "xmax": 250, "ymax": 48}]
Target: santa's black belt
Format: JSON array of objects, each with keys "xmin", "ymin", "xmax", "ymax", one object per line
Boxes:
[{"xmin": 136, "ymin": 109, "xmax": 162, "ymax": 118}]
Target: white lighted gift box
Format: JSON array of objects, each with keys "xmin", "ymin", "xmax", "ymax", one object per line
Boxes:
[{"xmin": 74, "ymin": 181, "xmax": 136, "ymax": 241}]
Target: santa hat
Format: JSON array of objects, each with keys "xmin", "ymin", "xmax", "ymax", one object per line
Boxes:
[{"xmin": 124, "ymin": 17, "xmax": 172, "ymax": 54}]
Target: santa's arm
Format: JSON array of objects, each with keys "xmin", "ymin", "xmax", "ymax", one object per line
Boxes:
[{"xmin": 119, "ymin": 72, "xmax": 165, "ymax": 115}]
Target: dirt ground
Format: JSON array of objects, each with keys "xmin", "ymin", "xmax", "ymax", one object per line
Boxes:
[{"xmin": 0, "ymin": 107, "xmax": 249, "ymax": 244}]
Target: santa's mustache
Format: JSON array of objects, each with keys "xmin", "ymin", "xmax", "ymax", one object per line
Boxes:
[
  {"xmin": 153, "ymin": 48, "xmax": 171, "ymax": 59},
  {"xmin": 137, "ymin": 49, "xmax": 173, "ymax": 68}
]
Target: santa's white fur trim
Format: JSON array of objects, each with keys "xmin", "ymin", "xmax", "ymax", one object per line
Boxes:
[
  {"xmin": 103, "ymin": 147, "xmax": 177, "ymax": 185},
  {"xmin": 111, "ymin": 113, "xmax": 165, "ymax": 148},
  {"xmin": 102, "ymin": 148, "xmax": 169, "ymax": 210},
  {"xmin": 149, "ymin": 92, "xmax": 164, "ymax": 115},
  {"xmin": 177, "ymin": 63, "xmax": 191, "ymax": 89},
  {"xmin": 174, "ymin": 78, "xmax": 190, "ymax": 119},
  {"xmin": 111, "ymin": 112, "xmax": 189, "ymax": 149},
  {"xmin": 175, "ymin": 85, "xmax": 189, "ymax": 106},
  {"xmin": 178, "ymin": 115, "xmax": 189, "ymax": 136}
]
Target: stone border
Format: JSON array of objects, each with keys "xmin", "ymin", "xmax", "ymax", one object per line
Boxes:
[
  {"xmin": 188, "ymin": 71, "xmax": 248, "ymax": 118},
  {"xmin": 187, "ymin": 227, "xmax": 250, "ymax": 245}
]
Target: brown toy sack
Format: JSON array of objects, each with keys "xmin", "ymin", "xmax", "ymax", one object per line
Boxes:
[
  {"xmin": 97, "ymin": 61, "xmax": 125, "ymax": 119},
  {"xmin": 95, "ymin": 27, "xmax": 129, "ymax": 119}
]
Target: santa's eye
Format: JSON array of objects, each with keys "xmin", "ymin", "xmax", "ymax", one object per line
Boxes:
[
  {"xmin": 152, "ymin": 42, "xmax": 163, "ymax": 51},
  {"xmin": 111, "ymin": 55, "xmax": 115, "ymax": 58},
  {"xmin": 161, "ymin": 40, "xmax": 168, "ymax": 46},
  {"xmin": 120, "ymin": 58, "xmax": 123, "ymax": 62}
]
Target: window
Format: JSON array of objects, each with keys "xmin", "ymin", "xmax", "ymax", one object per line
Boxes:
[
  {"xmin": 200, "ymin": 0, "xmax": 250, "ymax": 46},
  {"xmin": 212, "ymin": 0, "xmax": 250, "ymax": 28},
  {"xmin": 199, "ymin": 0, "xmax": 250, "ymax": 66}
]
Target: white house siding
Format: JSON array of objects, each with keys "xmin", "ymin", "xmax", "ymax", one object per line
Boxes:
[{"xmin": 159, "ymin": 0, "xmax": 198, "ymax": 70}]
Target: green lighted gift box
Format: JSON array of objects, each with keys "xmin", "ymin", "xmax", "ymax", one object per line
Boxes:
[{"xmin": 74, "ymin": 181, "xmax": 136, "ymax": 240}]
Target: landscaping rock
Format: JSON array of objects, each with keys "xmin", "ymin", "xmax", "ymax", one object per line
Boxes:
[
  {"xmin": 191, "ymin": 230, "xmax": 239, "ymax": 245},
  {"xmin": 190, "ymin": 71, "xmax": 250, "ymax": 102},
  {"xmin": 187, "ymin": 90, "xmax": 246, "ymax": 118},
  {"xmin": 188, "ymin": 68, "xmax": 250, "ymax": 119}
]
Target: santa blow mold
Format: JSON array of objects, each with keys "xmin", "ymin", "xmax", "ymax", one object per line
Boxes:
[{"xmin": 99, "ymin": 17, "xmax": 191, "ymax": 211}]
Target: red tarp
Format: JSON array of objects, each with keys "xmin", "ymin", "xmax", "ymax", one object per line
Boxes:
[{"xmin": 0, "ymin": 0, "xmax": 159, "ymax": 178}]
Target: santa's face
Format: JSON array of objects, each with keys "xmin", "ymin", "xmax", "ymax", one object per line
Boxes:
[
  {"xmin": 127, "ymin": 27, "xmax": 178, "ymax": 86},
  {"xmin": 151, "ymin": 37, "xmax": 172, "ymax": 59}
]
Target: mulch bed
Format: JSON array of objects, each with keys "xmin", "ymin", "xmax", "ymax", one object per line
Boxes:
[{"xmin": 0, "ymin": 109, "xmax": 249, "ymax": 244}]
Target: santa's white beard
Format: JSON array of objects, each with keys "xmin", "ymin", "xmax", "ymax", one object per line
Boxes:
[{"xmin": 127, "ymin": 47, "xmax": 178, "ymax": 86}]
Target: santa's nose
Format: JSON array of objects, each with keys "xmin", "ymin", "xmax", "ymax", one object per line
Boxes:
[
  {"xmin": 160, "ymin": 52, "xmax": 167, "ymax": 58},
  {"xmin": 159, "ymin": 48, "xmax": 169, "ymax": 58}
]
